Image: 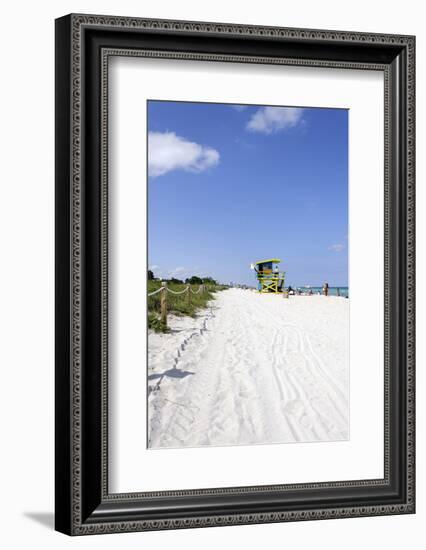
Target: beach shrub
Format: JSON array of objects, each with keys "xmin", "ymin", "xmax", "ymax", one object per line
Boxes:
[
  {"xmin": 169, "ymin": 277, "xmax": 184, "ymax": 284},
  {"xmin": 186, "ymin": 275, "xmax": 203, "ymax": 285},
  {"xmin": 148, "ymin": 313, "xmax": 168, "ymax": 333},
  {"xmin": 147, "ymin": 280, "xmax": 224, "ymax": 331}
]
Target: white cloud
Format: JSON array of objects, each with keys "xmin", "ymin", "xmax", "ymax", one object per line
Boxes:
[
  {"xmin": 231, "ymin": 105, "xmax": 248, "ymax": 112},
  {"xmin": 149, "ymin": 264, "xmax": 159, "ymax": 270},
  {"xmin": 328, "ymin": 244, "xmax": 345, "ymax": 252},
  {"xmin": 168, "ymin": 266, "xmax": 186, "ymax": 277},
  {"xmin": 148, "ymin": 131, "xmax": 220, "ymax": 177},
  {"xmin": 247, "ymin": 106, "xmax": 304, "ymax": 134}
]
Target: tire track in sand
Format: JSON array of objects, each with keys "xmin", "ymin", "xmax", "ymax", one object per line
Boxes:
[
  {"xmin": 241, "ymin": 295, "xmax": 348, "ymax": 442},
  {"xmin": 148, "ymin": 289, "xmax": 349, "ymax": 448}
]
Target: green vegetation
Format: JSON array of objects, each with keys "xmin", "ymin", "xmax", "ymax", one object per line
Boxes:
[
  {"xmin": 147, "ymin": 312, "xmax": 168, "ymax": 333},
  {"xmin": 184, "ymin": 275, "xmax": 203, "ymax": 285},
  {"xmin": 147, "ymin": 279, "xmax": 228, "ymax": 332}
]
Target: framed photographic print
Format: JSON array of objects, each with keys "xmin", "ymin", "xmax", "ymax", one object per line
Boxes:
[{"xmin": 55, "ymin": 14, "xmax": 415, "ymax": 535}]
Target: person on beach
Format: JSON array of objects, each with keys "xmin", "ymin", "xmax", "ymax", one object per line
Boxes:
[{"xmin": 323, "ymin": 282, "xmax": 329, "ymax": 296}]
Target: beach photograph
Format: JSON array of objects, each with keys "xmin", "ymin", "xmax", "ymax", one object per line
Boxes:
[{"xmin": 147, "ymin": 100, "xmax": 349, "ymax": 450}]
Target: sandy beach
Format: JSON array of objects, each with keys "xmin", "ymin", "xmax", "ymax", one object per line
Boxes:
[{"xmin": 148, "ymin": 288, "xmax": 349, "ymax": 449}]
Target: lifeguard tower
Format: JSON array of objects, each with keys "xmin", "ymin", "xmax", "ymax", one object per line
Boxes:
[{"xmin": 251, "ymin": 259, "xmax": 285, "ymax": 293}]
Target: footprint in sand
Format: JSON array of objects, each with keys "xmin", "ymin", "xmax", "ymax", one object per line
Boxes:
[{"xmin": 282, "ymin": 399, "xmax": 306, "ymax": 418}]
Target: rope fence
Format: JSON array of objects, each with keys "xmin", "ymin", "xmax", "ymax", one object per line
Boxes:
[
  {"xmin": 166, "ymin": 287, "xmax": 190, "ymax": 296},
  {"xmin": 147, "ymin": 287, "xmax": 164, "ymax": 297},
  {"xmin": 147, "ymin": 282, "xmax": 207, "ymax": 327},
  {"xmin": 190, "ymin": 286, "xmax": 203, "ymax": 295}
]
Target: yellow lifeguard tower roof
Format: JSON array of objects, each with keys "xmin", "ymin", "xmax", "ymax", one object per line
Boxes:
[{"xmin": 254, "ymin": 258, "xmax": 281, "ymax": 265}]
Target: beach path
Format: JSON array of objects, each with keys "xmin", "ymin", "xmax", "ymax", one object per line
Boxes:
[{"xmin": 148, "ymin": 288, "xmax": 349, "ymax": 449}]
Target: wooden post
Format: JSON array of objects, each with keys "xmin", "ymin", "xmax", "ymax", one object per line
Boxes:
[
  {"xmin": 337, "ymin": 287, "xmax": 340, "ymax": 297},
  {"xmin": 160, "ymin": 281, "xmax": 167, "ymax": 326},
  {"xmin": 187, "ymin": 286, "xmax": 191, "ymax": 305}
]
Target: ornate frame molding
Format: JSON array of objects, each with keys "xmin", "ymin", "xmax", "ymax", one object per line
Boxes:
[{"xmin": 55, "ymin": 14, "xmax": 415, "ymax": 535}]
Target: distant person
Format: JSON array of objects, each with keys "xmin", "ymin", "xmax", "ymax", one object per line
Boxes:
[
  {"xmin": 323, "ymin": 282, "xmax": 329, "ymax": 296},
  {"xmin": 288, "ymin": 285, "xmax": 294, "ymax": 296}
]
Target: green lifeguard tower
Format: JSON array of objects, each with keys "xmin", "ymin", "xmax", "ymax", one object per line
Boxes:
[{"xmin": 251, "ymin": 259, "xmax": 285, "ymax": 293}]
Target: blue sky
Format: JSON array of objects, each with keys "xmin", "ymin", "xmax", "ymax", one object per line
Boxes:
[{"xmin": 147, "ymin": 101, "xmax": 348, "ymax": 287}]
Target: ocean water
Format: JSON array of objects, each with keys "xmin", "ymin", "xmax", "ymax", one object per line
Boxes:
[{"xmin": 295, "ymin": 286, "xmax": 349, "ymax": 298}]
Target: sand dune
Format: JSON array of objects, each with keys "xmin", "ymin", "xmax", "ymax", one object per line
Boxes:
[{"xmin": 148, "ymin": 288, "xmax": 349, "ymax": 449}]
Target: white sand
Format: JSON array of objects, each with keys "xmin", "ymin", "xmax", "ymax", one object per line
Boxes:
[{"xmin": 148, "ymin": 288, "xmax": 349, "ymax": 449}]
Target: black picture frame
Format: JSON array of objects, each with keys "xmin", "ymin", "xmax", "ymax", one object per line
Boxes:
[{"xmin": 55, "ymin": 13, "xmax": 415, "ymax": 535}]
